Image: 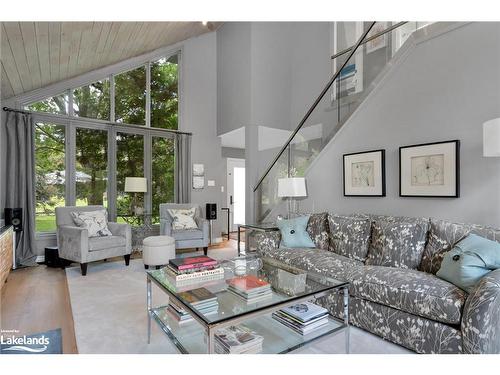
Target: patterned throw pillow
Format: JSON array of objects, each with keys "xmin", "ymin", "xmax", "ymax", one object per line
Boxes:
[
  {"xmin": 420, "ymin": 219, "xmax": 500, "ymax": 274},
  {"xmin": 304, "ymin": 212, "xmax": 330, "ymax": 250},
  {"xmin": 328, "ymin": 214, "xmax": 372, "ymax": 262},
  {"xmin": 167, "ymin": 208, "xmax": 198, "ymax": 230},
  {"xmin": 71, "ymin": 210, "xmax": 112, "ymax": 238},
  {"xmin": 366, "ymin": 216, "xmax": 429, "ymax": 269}
]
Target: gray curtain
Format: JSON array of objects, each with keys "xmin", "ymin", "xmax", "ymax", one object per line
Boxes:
[
  {"xmin": 175, "ymin": 133, "xmax": 191, "ymax": 204},
  {"xmin": 4, "ymin": 111, "xmax": 37, "ymax": 266}
]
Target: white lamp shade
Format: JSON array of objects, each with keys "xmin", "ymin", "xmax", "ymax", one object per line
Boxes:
[
  {"xmin": 124, "ymin": 177, "xmax": 147, "ymax": 192},
  {"xmin": 484, "ymin": 118, "xmax": 500, "ymax": 157},
  {"xmin": 278, "ymin": 177, "xmax": 307, "ymax": 198}
]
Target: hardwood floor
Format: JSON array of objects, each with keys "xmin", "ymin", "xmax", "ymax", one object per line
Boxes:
[
  {"xmin": 0, "ymin": 240, "xmax": 236, "ymax": 354},
  {"xmin": 0, "ymin": 264, "xmax": 78, "ymax": 353}
]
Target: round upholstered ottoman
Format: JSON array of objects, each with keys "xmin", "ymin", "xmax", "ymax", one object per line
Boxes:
[{"xmin": 142, "ymin": 235, "xmax": 175, "ymax": 270}]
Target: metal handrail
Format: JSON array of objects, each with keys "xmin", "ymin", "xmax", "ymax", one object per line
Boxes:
[
  {"xmin": 252, "ymin": 21, "xmax": 376, "ymax": 192},
  {"xmin": 331, "ymin": 22, "xmax": 407, "ymax": 60}
]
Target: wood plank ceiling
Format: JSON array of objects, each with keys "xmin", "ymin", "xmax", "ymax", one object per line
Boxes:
[{"xmin": 1, "ymin": 22, "xmax": 218, "ymax": 99}]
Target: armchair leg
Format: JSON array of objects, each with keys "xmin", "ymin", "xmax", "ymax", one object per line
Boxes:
[
  {"xmin": 124, "ymin": 254, "xmax": 131, "ymax": 266},
  {"xmin": 203, "ymin": 247, "xmax": 208, "ymax": 256},
  {"xmin": 80, "ymin": 263, "xmax": 88, "ymax": 276},
  {"xmin": 144, "ymin": 265, "xmax": 149, "ymax": 270}
]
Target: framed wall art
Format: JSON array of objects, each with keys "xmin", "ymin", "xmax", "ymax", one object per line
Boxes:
[
  {"xmin": 192, "ymin": 163, "xmax": 205, "ymax": 189},
  {"xmin": 399, "ymin": 140, "xmax": 460, "ymax": 198},
  {"xmin": 343, "ymin": 149, "xmax": 386, "ymax": 197}
]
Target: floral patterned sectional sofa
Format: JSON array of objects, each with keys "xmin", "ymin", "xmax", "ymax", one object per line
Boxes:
[{"xmin": 254, "ymin": 213, "xmax": 500, "ymax": 354}]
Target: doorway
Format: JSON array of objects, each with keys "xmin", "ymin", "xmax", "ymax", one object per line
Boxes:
[{"xmin": 227, "ymin": 158, "xmax": 246, "ymax": 232}]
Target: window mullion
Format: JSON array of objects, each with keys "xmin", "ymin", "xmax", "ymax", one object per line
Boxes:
[
  {"xmin": 144, "ymin": 134, "xmax": 152, "ymax": 215},
  {"xmin": 67, "ymin": 122, "xmax": 76, "ymax": 206},
  {"xmin": 146, "ymin": 62, "xmax": 151, "ymax": 127},
  {"xmin": 110, "ymin": 74, "xmax": 115, "ymax": 123}
]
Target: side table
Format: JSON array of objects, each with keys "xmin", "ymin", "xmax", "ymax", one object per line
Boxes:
[
  {"xmin": 237, "ymin": 223, "xmax": 279, "ymax": 256},
  {"xmin": 117, "ymin": 213, "xmax": 160, "ymax": 252}
]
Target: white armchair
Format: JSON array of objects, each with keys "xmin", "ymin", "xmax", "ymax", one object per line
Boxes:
[{"xmin": 56, "ymin": 205, "xmax": 132, "ymax": 276}]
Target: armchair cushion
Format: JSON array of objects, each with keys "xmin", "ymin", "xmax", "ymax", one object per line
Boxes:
[
  {"xmin": 71, "ymin": 209, "xmax": 112, "ymax": 237},
  {"xmin": 172, "ymin": 228, "xmax": 204, "ymax": 241},
  {"xmin": 88, "ymin": 236, "xmax": 127, "ymax": 252}
]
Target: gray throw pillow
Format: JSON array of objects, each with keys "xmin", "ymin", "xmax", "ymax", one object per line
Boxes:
[
  {"xmin": 366, "ymin": 216, "xmax": 429, "ymax": 269},
  {"xmin": 328, "ymin": 214, "xmax": 371, "ymax": 262}
]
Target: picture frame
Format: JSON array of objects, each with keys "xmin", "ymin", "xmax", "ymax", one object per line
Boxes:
[
  {"xmin": 192, "ymin": 163, "xmax": 205, "ymax": 189},
  {"xmin": 343, "ymin": 149, "xmax": 386, "ymax": 197},
  {"xmin": 399, "ymin": 140, "xmax": 460, "ymax": 198}
]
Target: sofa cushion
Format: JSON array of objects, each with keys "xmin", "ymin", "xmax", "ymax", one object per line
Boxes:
[
  {"xmin": 328, "ymin": 214, "xmax": 372, "ymax": 262},
  {"xmin": 350, "ymin": 265, "xmax": 466, "ymax": 325},
  {"xmin": 366, "ymin": 216, "xmax": 429, "ymax": 269},
  {"xmin": 172, "ymin": 228, "xmax": 204, "ymax": 241},
  {"xmin": 305, "ymin": 212, "xmax": 330, "ymax": 250},
  {"xmin": 420, "ymin": 219, "xmax": 500, "ymax": 274},
  {"xmin": 261, "ymin": 247, "xmax": 362, "ymax": 283},
  {"xmin": 88, "ymin": 235, "xmax": 126, "ymax": 251}
]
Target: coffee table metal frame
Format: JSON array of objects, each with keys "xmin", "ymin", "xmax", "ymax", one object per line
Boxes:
[{"xmin": 146, "ymin": 266, "xmax": 350, "ymax": 354}]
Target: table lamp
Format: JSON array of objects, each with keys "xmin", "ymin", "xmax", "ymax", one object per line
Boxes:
[
  {"xmin": 278, "ymin": 177, "xmax": 307, "ymax": 219},
  {"xmin": 125, "ymin": 177, "xmax": 147, "ymax": 215}
]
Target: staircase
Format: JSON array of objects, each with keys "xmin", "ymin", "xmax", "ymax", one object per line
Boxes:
[{"xmin": 253, "ymin": 21, "xmax": 433, "ymax": 223}]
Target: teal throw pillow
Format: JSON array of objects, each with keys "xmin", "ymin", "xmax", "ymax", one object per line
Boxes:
[
  {"xmin": 437, "ymin": 234, "xmax": 500, "ymax": 292},
  {"xmin": 276, "ymin": 216, "xmax": 315, "ymax": 248}
]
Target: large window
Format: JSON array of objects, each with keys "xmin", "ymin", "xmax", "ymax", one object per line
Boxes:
[
  {"xmin": 73, "ymin": 79, "xmax": 110, "ymax": 120},
  {"xmin": 115, "ymin": 66, "xmax": 146, "ymax": 125},
  {"xmin": 35, "ymin": 123, "xmax": 66, "ymax": 232},
  {"xmin": 28, "ymin": 92, "xmax": 69, "ymax": 115},
  {"xmin": 27, "ymin": 51, "xmax": 181, "ymax": 233},
  {"xmin": 116, "ymin": 132, "xmax": 144, "ymax": 215},
  {"xmin": 75, "ymin": 128, "xmax": 108, "ymax": 207},
  {"xmin": 151, "ymin": 55, "xmax": 178, "ymax": 129},
  {"xmin": 152, "ymin": 136, "xmax": 175, "ymax": 218}
]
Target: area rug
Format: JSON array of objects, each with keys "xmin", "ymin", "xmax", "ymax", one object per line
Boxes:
[{"xmin": 65, "ymin": 247, "xmax": 411, "ymax": 354}]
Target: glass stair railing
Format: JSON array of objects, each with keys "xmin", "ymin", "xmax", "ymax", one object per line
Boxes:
[{"xmin": 253, "ymin": 21, "xmax": 433, "ymax": 223}]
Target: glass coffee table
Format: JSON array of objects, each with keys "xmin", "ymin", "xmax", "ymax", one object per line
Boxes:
[{"xmin": 146, "ymin": 255, "xmax": 349, "ymax": 354}]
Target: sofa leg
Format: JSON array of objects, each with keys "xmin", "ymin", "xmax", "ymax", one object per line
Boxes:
[
  {"xmin": 124, "ymin": 254, "xmax": 131, "ymax": 266},
  {"xmin": 144, "ymin": 265, "xmax": 149, "ymax": 270},
  {"xmin": 203, "ymin": 247, "xmax": 208, "ymax": 255},
  {"xmin": 80, "ymin": 263, "xmax": 88, "ymax": 276}
]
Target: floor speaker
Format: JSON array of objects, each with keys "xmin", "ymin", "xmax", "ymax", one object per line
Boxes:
[
  {"xmin": 4, "ymin": 208, "xmax": 23, "ymax": 232},
  {"xmin": 206, "ymin": 203, "xmax": 217, "ymax": 220}
]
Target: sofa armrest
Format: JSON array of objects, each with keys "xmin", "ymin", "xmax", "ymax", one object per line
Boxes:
[
  {"xmin": 160, "ymin": 219, "xmax": 172, "ymax": 236},
  {"xmin": 195, "ymin": 217, "xmax": 210, "ymax": 246},
  {"xmin": 108, "ymin": 222, "xmax": 132, "ymax": 254},
  {"xmin": 58, "ymin": 225, "xmax": 89, "ymax": 263},
  {"xmin": 462, "ymin": 269, "xmax": 500, "ymax": 353},
  {"xmin": 252, "ymin": 231, "xmax": 281, "ymax": 256}
]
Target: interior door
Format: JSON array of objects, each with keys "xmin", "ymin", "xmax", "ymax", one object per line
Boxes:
[{"xmin": 227, "ymin": 158, "xmax": 246, "ymax": 232}]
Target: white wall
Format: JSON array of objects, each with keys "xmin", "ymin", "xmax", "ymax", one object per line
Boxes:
[
  {"xmin": 182, "ymin": 31, "xmax": 226, "ymax": 240},
  {"xmin": 302, "ymin": 22, "xmax": 500, "ymax": 227}
]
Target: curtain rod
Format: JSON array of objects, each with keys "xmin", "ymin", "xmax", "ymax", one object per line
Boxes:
[{"xmin": 2, "ymin": 106, "xmax": 193, "ymax": 136}]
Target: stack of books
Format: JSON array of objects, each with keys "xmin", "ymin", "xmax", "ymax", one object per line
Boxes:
[
  {"xmin": 166, "ymin": 255, "xmax": 224, "ymax": 282},
  {"xmin": 167, "ymin": 303, "xmax": 194, "ymax": 325},
  {"xmin": 177, "ymin": 287, "xmax": 219, "ymax": 316},
  {"xmin": 227, "ymin": 275, "xmax": 272, "ymax": 304},
  {"xmin": 272, "ymin": 301, "xmax": 329, "ymax": 335},
  {"xmin": 214, "ymin": 325, "xmax": 264, "ymax": 354}
]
